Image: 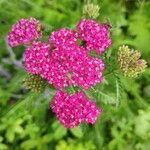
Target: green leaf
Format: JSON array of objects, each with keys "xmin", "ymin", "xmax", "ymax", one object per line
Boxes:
[
  {"xmin": 134, "ymin": 109, "xmax": 150, "ymax": 139},
  {"xmin": 98, "ymin": 91, "xmax": 116, "ymax": 105},
  {"xmin": 21, "ymin": 139, "xmax": 37, "ymax": 149},
  {"xmin": 52, "ymin": 122, "xmax": 67, "ymax": 140},
  {"xmin": 0, "ymin": 143, "xmax": 8, "ymax": 150},
  {"xmin": 42, "ymin": 134, "xmax": 53, "ymax": 143},
  {"xmin": 6, "ymin": 127, "xmax": 15, "ymax": 143},
  {"xmin": 70, "ymin": 126, "xmax": 83, "ymax": 138}
]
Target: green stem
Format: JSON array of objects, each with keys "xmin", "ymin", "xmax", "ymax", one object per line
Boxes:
[
  {"xmin": 104, "ymin": 69, "xmax": 119, "ymax": 77},
  {"xmin": 91, "ymin": 86, "xmax": 97, "ymax": 93},
  {"xmin": 94, "ymin": 119, "xmax": 102, "ymax": 148},
  {"xmin": 82, "ymin": 89, "xmax": 92, "ymax": 99}
]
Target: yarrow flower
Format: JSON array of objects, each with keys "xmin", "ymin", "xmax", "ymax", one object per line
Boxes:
[
  {"xmin": 117, "ymin": 45, "xmax": 147, "ymax": 78},
  {"xmin": 71, "ymin": 57, "xmax": 104, "ymax": 89},
  {"xmin": 49, "ymin": 19, "xmax": 111, "ymax": 54},
  {"xmin": 24, "ymin": 41, "xmax": 50, "ymax": 74},
  {"xmin": 39, "ymin": 46, "xmax": 104, "ymax": 89},
  {"xmin": 49, "ymin": 28, "xmax": 77, "ymax": 48},
  {"xmin": 7, "ymin": 18, "xmax": 42, "ymax": 47},
  {"xmin": 77, "ymin": 19, "xmax": 112, "ymax": 54},
  {"xmin": 8, "ymin": 17, "xmax": 111, "ymax": 128},
  {"xmin": 24, "ymin": 41, "xmax": 104, "ymax": 89},
  {"xmin": 40, "ymin": 46, "xmax": 87, "ymax": 88},
  {"xmin": 50, "ymin": 90, "xmax": 101, "ymax": 128}
]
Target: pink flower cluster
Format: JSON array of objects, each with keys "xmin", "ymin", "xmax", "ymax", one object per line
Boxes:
[
  {"xmin": 49, "ymin": 28, "xmax": 77, "ymax": 48},
  {"xmin": 77, "ymin": 20, "xmax": 112, "ymax": 54},
  {"xmin": 41, "ymin": 46, "xmax": 104, "ymax": 89},
  {"xmin": 7, "ymin": 18, "xmax": 42, "ymax": 47},
  {"xmin": 8, "ymin": 18, "xmax": 112, "ymax": 128},
  {"xmin": 24, "ymin": 41, "xmax": 50, "ymax": 74},
  {"xmin": 24, "ymin": 42, "xmax": 104, "ymax": 89},
  {"xmin": 49, "ymin": 19, "xmax": 112, "ymax": 54},
  {"xmin": 51, "ymin": 90, "xmax": 101, "ymax": 128}
]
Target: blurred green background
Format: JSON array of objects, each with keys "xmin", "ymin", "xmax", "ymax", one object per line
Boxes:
[{"xmin": 0, "ymin": 0, "xmax": 150, "ymax": 150}]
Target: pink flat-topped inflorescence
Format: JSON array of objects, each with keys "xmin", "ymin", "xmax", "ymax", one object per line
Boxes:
[
  {"xmin": 77, "ymin": 19, "xmax": 112, "ymax": 54},
  {"xmin": 7, "ymin": 18, "xmax": 42, "ymax": 47},
  {"xmin": 71, "ymin": 57, "xmax": 104, "ymax": 89},
  {"xmin": 49, "ymin": 19, "xmax": 111, "ymax": 54},
  {"xmin": 24, "ymin": 41, "xmax": 50, "ymax": 74},
  {"xmin": 49, "ymin": 28, "xmax": 78, "ymax": 48},
  {"xmin": 39, "ymin": 45, "xmax": 104, "ymax": 89},
  {"xmin": 8, "ymin": 18, "xmax": 110, "ymax": 128},
  {"xmin": 50, "ymin": 90, "xmax": 101, "ymax": 128},
  {"xmin": 40, "ymin": 46, "xmax": 87, "ymax": 88}
]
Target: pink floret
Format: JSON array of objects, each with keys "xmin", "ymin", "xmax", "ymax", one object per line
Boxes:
[
  {"xmin": 24, "ymin": 41, "xmax": 50, "ymax": 74},
  {"xmin": 7, "ymin": 18, "xmax": 42, "ymax": 47},
  {"xmin": 50, "ymin": 90, "xmax": 101, "ymax": 128},
  {"xmin": 49, "ymin": 28, "xmax": 77, "ymax": 48},
  {"xmin": 77, "ymin": 19, "xmax": 112, "ymax": 54}
]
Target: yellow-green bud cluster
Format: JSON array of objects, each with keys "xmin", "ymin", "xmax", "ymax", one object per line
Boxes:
[
  {"xmin": 117, "ymin": 45, "xmax": 147, "ymax": 78},
  {"xmin": 23, "ymin": 74, "xmax": 48, "ymax": 92},
  {"xmin": 83, "ymin": 3, "xmax": 100, "ymax": 19}
]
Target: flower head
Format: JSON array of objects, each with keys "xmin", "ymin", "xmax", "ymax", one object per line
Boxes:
[
  {"xmin": 7, "ymin": 18, "xmax": 42, "ymax": 47},
  {"xmin": 40, "ymin": 45, "xmax": 104, "ymax": 89},
  {"xmin": 50, "ymin": 90, "xmax": 101, "ymax": 128},
  {"xmin": 21, "ymin": 19, "xmax": 106, "ymax": 90},
  {"xmin": 117, "ymin": 45, "xmax": 147, "ymax": 78},
  {"xmin": 49, "ymin": 28, "xmax": 77, "ymax": 48},
  {"xmin": 24, "ymin": 41, "xmax": 50, "ymax": 74},
  {"xmin": 39, "ymin": 46, "xmax": 87, "ymax": 88},
  {"xmin": 77, "ymin": 19, "xmax": 112, "ymax": 54},
  {"xmin": 49, "ymin": 20, "xmax": 112, "ymax": 55},
  {"xmin": 71, "ymin": 57, "xmax": 104, "ymax": 89}
]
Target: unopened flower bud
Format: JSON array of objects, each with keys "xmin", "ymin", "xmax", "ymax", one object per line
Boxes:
[
  {"xmin": 23, "ymin": 74, "xmax": 48, "ymax": 92},
  {"xmin": 83, "ymin": 3, "xmax": 100, "ymax": 19},
  {"xmin": 117, "ymin": 45, "xmax": 147, "ymax": 78}
]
